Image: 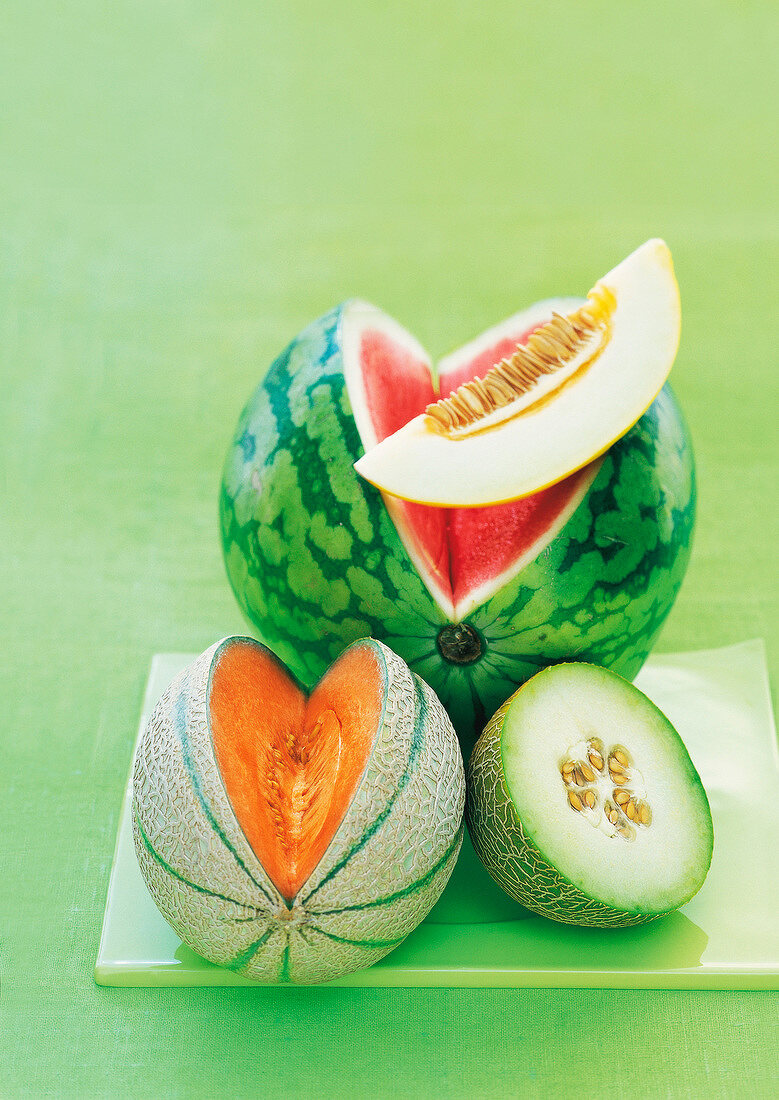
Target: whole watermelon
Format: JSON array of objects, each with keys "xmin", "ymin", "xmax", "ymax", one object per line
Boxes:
[{"xmin": 219, "ymin": 304, "xmax": 695, "ymax": 752}]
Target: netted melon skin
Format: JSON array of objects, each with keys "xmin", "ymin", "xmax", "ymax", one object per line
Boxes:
[
  {"xmin": 220, "ymin": 305, "xmax": 696, "ymax": 753},
  {"xmin": 465, "ymin": 700, "xmax": 655, "ymax": 929},
  {"xmin": 132, "ymin": 639, "xmax": 465, "ymax": 984}
]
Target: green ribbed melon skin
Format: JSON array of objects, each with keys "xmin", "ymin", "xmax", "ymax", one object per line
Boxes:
[{"xmin": 220, "ymin": 304, "xmax": 695, "ymax": 751}]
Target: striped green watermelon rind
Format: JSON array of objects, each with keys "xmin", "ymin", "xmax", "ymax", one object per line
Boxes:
[
  {"xmin": 132, "ymin": 637, "xmax": 465, "ymax": 984},
  {"xmin": 465, "ymin": 696, "xmax": 654, "ymax": 928},
  {"xmin": 220, "ymin": 305, "xmax": 695, "ymax": 752}
]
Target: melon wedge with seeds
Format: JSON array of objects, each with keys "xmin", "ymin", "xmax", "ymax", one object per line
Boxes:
[
  {"xmin": 133, "ymin": 636, "xmax": 464, "ymax": 984},
  {"xmin": 466, "ymin": 663, "xmax": 713, "ymax": 927},
  {"xmin": 354, "ymin": 239, "xmax": 681, "ymax": 506}
]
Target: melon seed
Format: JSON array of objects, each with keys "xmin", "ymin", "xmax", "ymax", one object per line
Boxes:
[
  {"xmin": 560, "ymin": 737, "xmax": 654, "ymax": 843},
  {"xmin": 425, "ymin": 287, "xmax": 614, "ymax": 435}
]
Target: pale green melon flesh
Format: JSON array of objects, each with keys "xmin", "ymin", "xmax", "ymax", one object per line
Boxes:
[{"xmin": 466, "ymin": 663, "xmax": 713, "ymax": 927}]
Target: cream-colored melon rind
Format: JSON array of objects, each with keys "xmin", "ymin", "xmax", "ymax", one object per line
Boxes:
[{"xmin": 133, "ymin": 642, "xmax": 285, "ymax": 979}]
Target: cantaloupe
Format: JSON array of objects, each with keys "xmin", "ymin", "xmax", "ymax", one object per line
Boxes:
[{"xmin": 133, "ymin": 637, "xmax": 464, "ymax": 984}]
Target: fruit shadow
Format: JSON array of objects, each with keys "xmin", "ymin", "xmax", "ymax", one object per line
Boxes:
[
  {"xmin": 419, "ymin": 832, "xmax": 709, "ymax": 974},
  {"xmin": 400, "ymin": 905, "xmax": 710, "ymax": 976}
]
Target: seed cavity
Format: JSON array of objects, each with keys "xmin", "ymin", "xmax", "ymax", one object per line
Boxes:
[
  {"xmin": 560, "ymin": 737, "xmax": 652, "ymax": 842},
  {"xmin": 260, "ymin": 711, "xmax": 340, "ymax": 866},
  {"xmin": 424, "ymin": 284, "xmax": 615, "ymax": 437}
]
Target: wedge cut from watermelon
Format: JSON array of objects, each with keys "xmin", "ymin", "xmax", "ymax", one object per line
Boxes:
[{"xmin": 342, "ymin": 301, "xmax": 601, "ymax": 622}]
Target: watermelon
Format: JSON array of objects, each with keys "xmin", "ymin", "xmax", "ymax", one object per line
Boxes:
[
  {"xmin": 133, "ymin": 636, "xmax": 464, "ymax": 984},
  {"xmin": 220, "ymin": 301, "xmax": 695, "ymax": 751}
]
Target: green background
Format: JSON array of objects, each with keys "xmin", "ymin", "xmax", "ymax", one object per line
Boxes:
[{"xmin": 2, "ymin": 1, "xmax": 777, "ymax": 1096}]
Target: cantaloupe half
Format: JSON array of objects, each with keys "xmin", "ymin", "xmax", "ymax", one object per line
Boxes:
[
  {"xmin": 132, "ymin": 637, "xmax": 465, "ymax": 984},
  {"xmin": 354, "ymin": 239, "xmax": 680, "ymax": 506}
]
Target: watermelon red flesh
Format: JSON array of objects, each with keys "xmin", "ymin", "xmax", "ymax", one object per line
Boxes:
[
  {"xmin": 358, "ymin": 324, "xmax": 598, "ymax": 619},
  {"xmin": 357, "ymin": 329, "xmax": 436, "ymax": 441}
]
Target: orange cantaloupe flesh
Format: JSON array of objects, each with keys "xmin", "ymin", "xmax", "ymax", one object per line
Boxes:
[{"xmin": 209, "ymin": 641, "xmax": 382, "ymax": 902}]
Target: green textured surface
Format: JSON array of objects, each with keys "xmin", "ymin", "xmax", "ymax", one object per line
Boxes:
[
  {"xmin": 220, "ymin": 308, "xmax": 694, "ymax": 752},
  {"xmin": 2, "ymin": 1, "xmax": 777, "ymax": 1096}
]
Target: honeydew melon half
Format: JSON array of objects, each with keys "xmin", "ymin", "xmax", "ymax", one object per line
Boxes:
[
  {"xmin": 355, "ymin": 239, "xmax": 681, "ymax": 506},
  {"xmin": 132, "ymin": 636, "xmax": 464, "ymax": 984},
  {"xmin": 466, "ymin": 663, "xmax": 713, "ymax": 927}
]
